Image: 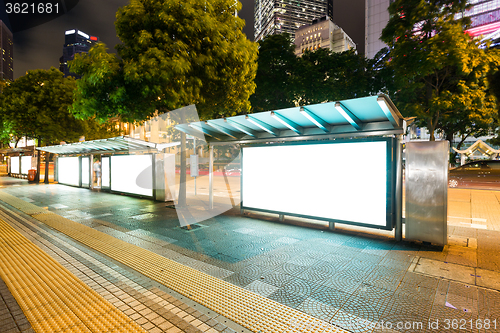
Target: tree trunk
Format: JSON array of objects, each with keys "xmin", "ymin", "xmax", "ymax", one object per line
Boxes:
[
  {"xmin": 35, "ymin": 138, "xmax": 42, "ymax": 183},
  {"xmin": 457, "ymin": 134, "xmax": 470, "ymax": 151},
  {"xmin": 178, "ymin": 112, "xmax": 187, "ymax": 206},
  {"xmin": 44, "ymin": 152, "xmax": 50, "ymax": 184},
  {"xmin": 427, "ymin": 111, "xmax": 440, "ymax": 141},
  {"xmin": 445, "ymin": 131, "xmax": 454, "ymax": 144},
  {"xmin": 428, "ymin": 122, "xmax": 436, "ymax": 141}
]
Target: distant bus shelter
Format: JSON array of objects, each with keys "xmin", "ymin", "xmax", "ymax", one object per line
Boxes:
[
  {"xmin": 453, "ymin": 139, "xmax": 500, "ymax": 165},
  {"xmin": 175, "ymin": 95, "xmax": 408, "ymax": 240},
  {"xmin": 0, "ymin": 147, "xmax": 35, "ymax": 178},
  {"xmin": 37, "ymin": 136, "xmax": 179, "ymax": 202}
]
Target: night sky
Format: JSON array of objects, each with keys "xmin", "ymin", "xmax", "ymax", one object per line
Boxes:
[{"xmin": 10, "ymin": 0, "xmax": 255, "ymax": 79}]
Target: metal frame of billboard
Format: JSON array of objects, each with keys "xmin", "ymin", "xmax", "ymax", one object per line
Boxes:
[{"xmin": 240, "ymin": 137, "xmax": 397, "ymax": 230}]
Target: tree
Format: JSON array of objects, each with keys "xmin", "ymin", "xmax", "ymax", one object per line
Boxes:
[
  {"xmin": 81, "ymin": 118, "xmax": 121, "ymax": 141},
  {"xmin": 70, "ymin": 0, "xmax": 258, "ymax": 206},
  {"xmin": 249, "ymin": 33, "xmax": 387, "ymax": 111},
  {"xmin": 295, "ymin": 48, "xmax": 385, "ymax": 105},
  {"xmin": 249, "ymin": 33, "xmax": 298, "ymax": 112},
  {"xmin": 0, "ymin": 68, "xmax": 83, "ymax": 182},
  {"xmin": 381, "ymin": 0, "xmax": 500, "ymax": 141}
]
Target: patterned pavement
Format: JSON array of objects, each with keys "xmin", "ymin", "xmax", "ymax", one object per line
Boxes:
[{"xmin": 1, "ymin": 178, "xmax": 500, "ymax": 332}]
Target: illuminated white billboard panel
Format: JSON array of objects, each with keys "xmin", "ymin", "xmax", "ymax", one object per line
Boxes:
[
  {"xmin": 21, "ymin": 156, "xmax": 32, "ymax": 174},
  {"xmin": 11, "ymin": 156, "xmax": 20, "ymax": 174},
  {"xmin": 58, "ymin": 157, "xmax": 80, "ymax": 186},
  {"xmin": 81, "ymin": 157, "xmax": 90, "ymax": 186},
  {"xmin": 242, "ymin": 141, "xmax": 388, "ymax": 227},
  {"xmin": 102, "ymin": 157, "xmax": 110, "ymax": 187},
  {"xmin": 111, "ymin": 155, "xmax": 153, "ymax": 197}
]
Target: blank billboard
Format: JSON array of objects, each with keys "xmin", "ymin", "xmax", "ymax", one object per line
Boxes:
[
  {"xmin": 242, "ymin": 140, "xmax": 390, "ymax": 227},
  {"xmin": 102, "ymin": 157, "xmax": 110, "ymax": 188},
  {"xmin": 111, "ymin": 155, "xmax": 153, "ymax": 197},
  {"xmin": 58, "ymin": 157, "xmax": 80, "ymax": 186},
  {"xmin": 81, "ymin": 157, "xmax": 90, "ymax": 186},
  {"xmin": 21, "ymin": 156, "xmax": 32, "ymax": 174},
  {"xmin": 11, "ymin": 156, "xmax": 19, "ymax": 174}
]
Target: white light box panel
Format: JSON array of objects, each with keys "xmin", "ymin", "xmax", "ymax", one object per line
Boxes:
[
  {"xmin": 102, "ymin": 157, "xmax": 110, "ymax": 187},
  {"xmin": 21, "ymin": 156, "xmax": 32, "ymax": 174},
  {"xmin": 81, "ymin": 157, "xmax": 90, "ymax": 186},
  {"xmin": 11, "ymin": 156, "xmax": 20, "ymax": 174},
  {"xmin": 242, "ymin": 141, "xmax": 388, "ymax": 227},
  {"xmin": 111, "ymin": 155, "xmax": 153, "ymax": 197},
  {"xmin": 58, "ymin": 157, "xmax": 80, "ymax": 186}
]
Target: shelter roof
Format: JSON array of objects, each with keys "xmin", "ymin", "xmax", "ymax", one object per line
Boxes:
[
  {"xmin": 175, "ymin": 94, "xmax": 405, "ymax": 144},
  {"xmin": 453, "ymin": 139, "xmax": 500, "ymax": 156},
  {"xmin": 36, "ymin": 136, "xmax": 179, "ymax": 155},
  {"xmin": 0, "ymin": 147, "xmax": 34, "ymax": 155}
]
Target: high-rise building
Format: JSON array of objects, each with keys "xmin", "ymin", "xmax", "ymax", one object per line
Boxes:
[
  {"xmin": 0, "ymin": 20, "xmax": 14, "ymax": 81},
  {"xmin": 254, "ymin": 0, "xmax": 333, "ymax": 42},
  {"xmin": 254, "ymin": 0, "xmax": 391, "ymax": 58},
  {"xmin": 459, "ymin": 1, "xmax": 500, "ymax": 39},
  {"xmin": 59, "ymin": 29, "xmax": 99, "ymax": 78},
  {"xmin": 329, "ymin": 0, "xmax": 390, "ymax": 59},
  {"xmin": 294, "ymin": 16, "xmax": 356, "ymax": 56}
]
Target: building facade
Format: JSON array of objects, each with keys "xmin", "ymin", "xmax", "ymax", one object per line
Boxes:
[
  {"xmin": 0, "ymin": 20, "xmax": 14, "ymax": 81},
  {"xmin": 294, "ymin": 16, "xmax": 356, "ymax": 56},
  {"xmin": 59, "ymin": 29, "xmax": 99, "ymax": 78},
  {"xmin": 328, "ymin": 0, "xmax": 390, "ymax": 58},
  {"xmin": 365, "ymin": 0, "xmax": 391, "ymax": 59},
  {"xmin": 459, "ymin": 0, "xmax": 500, "ymax": 38},
  {"xmin": 254, "ymin": 0, "xmax": 333, "ymax": 41}
]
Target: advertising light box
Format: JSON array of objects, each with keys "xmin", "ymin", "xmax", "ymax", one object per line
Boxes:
[
  {"xmin": 102, "ymin": 157, "xmax": 110, "ymax": 188},
  {"xmin": 81, "ymin": 157, "xmax": 90, "ymax": 187},
  {"xmin": 58, "ymin": 157, "xmax": 80, "ymax": 186},
  {"xmin": 11, "ymin": 156, "xmax": 20, "ymax": 174},
  {"xmin": 242, "ymin": 139, "xmax": 394, "ymax": 229},
  {"xmin": 21, "ymin": 156, "xmax": 32, "ymax": 174},
  {"xmin": 111, "ymin": 154, "xmax": 153, "ymax": 197}
]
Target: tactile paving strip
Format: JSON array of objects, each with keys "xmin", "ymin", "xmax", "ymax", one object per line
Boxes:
[
  {"xmin": 0, "ymin": 218, "xmax": 146, "ymax": 333},
  {"xmin": 0, "ymin": 191, "xmax": 349, "ymax": 333}
]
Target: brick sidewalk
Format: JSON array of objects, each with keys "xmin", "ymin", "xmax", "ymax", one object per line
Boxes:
[{"xmin": 1, "ymin": 178, "xmax": 500, "ymax": 333}]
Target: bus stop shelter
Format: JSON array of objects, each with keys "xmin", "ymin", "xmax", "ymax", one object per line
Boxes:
[
  {"xmin": 37, "ymin": 136, "xmax": 180, "ymax": 202},
  {"xmin": 175, "ymin": 94, "xmax": 448, "ymax": 245},
  {"xmin": 176, "ymin": 95, "xmax": 407, "ymax": 239},
  {"xmin": 0, "ymin": 147, "xmax": 35, "ymax": 178}
]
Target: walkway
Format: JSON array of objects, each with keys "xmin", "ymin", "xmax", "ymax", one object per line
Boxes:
[{"xmin": 0, "ymin": 178, "xmax": 499, "ymax": 332}]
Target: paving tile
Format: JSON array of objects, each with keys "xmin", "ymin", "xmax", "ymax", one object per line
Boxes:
[{"xmin": 4, "ymin": 181, "xmax": 500, "ymax": 333}]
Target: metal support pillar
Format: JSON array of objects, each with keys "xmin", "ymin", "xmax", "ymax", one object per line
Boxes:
[
  {"xmin": 54, "ymin": 156, "xmax": 58, "ymax": 182},
  {"xmin": 279, "ymin": 214, "xmax": 284, "ymax": 222},
  {"xmin": 89, "ymin": 154, "xmax": 94, "ymax": 189},
  {"xmin": 395, "ymin": 135, "xmax": 403, "ymax": 241},
  {"xmin": 209, "ymin": 145, "xmax": 214, "ymax": 210},
  {"xmin": 329, "ymin": 222, "xmax": 335, "ymax": 231}
]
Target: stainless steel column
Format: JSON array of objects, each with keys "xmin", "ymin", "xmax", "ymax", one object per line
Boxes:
[
  {"xmin": 209, "ymin": 145, "xmax": 214, "ymax": 209},
  {"xmin": 405, "ymin": 141, "xmax": 449, "ymax": 246}
]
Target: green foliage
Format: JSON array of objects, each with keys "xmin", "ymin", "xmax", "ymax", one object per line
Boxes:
[
  {"xmin": 81, "ymin": 118, "xmax": 121, "ymax": 141},
  {"xmin": 249, "ymin": 33, "xmax": 386, "ymax": 111},
  {"xmin": 70, "ymin": 43, "xmax": 136, "ymax": 122},
  {"xmin": 249, "ymin": 33, "xmax": 298, "ymax": 112},
  {"xmin": 0, "ymin": 68, "xmax": 119, "ymax": 149},
  {"xmin": 0, "ymin": 68, "xmax": 83, "ymax": 145},
  {"xmin": 381, "ymin": 0, "xmax": 500, "ymax": 141},
  {"xmin": 295, "ymin": 49, "xmax": 385, "ymax": 105},
  {"xmin": 70, "ymin": 0, "xmax": 258, "ymax": 122}
]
